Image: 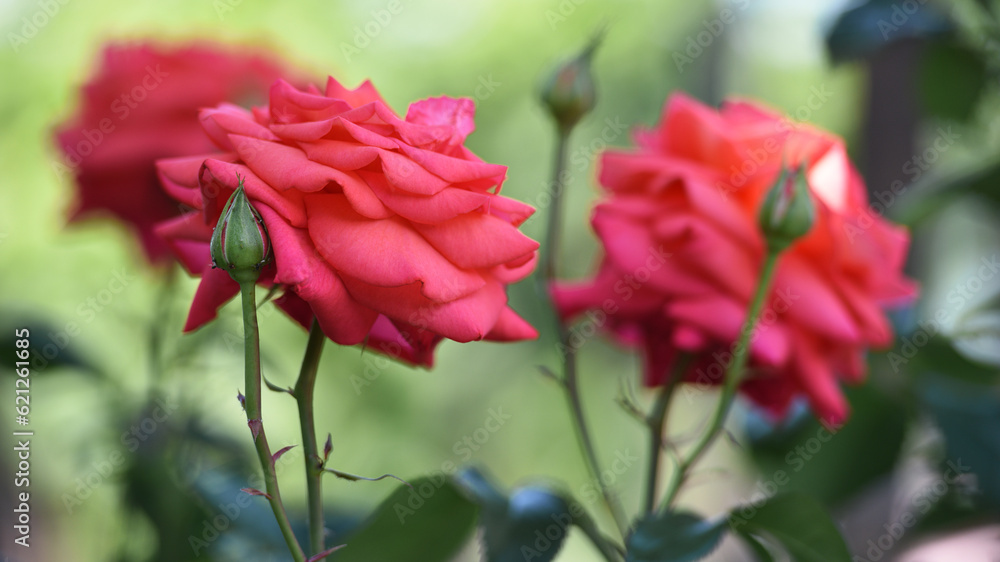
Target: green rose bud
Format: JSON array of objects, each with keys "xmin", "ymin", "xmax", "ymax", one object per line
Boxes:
[
  {"xmin": 758, "ymin": 165, "xmax": 816, "ymax": 253},
  {"xmin": 210, "ymin": 175, "xmax": 271, "ymax": 284},
  {"xmin": 541, "ymin": 31, "xmax": 602, "ymax": 133}
]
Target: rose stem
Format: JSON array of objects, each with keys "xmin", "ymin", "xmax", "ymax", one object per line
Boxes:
[
  {"xmin": 576, "ymin": 503, "xmax": 628, "ymax": 561},
  {"xmin": 238, "ymin": 280, "xmax": 307, "ymax": 562},
  {"xmin": 659, "ymin": 248, "xmax": 782, "ymax": 510},
  {"xmin": 643, "ymin": 356, "xmax": 689, "ymax": 514},
  {"xmin": 542, "ymin": 127, "xmax": 629, "ymax": 539},
  {"xmin": 293, "ymin": 318, "xmax": 327, "ymax": 556}
]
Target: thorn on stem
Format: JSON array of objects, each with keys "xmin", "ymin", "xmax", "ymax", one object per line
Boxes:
[
  {"xmin": 241, "ymin": 487, "xmax": 272, "ymax": 500},
  {"xmin": 248, "ymin": 418, "xmax": 263, "ymax": 441},
  {"xmin": 323, "ymin": 467, "xmax": 411, "ymax": 488},
  {"xmin": 306, "ymin": 545, "xmax": 346, "ymax": 562},
  {"xmin": 323, "ymin": 434, "xmax": 333, "ymax": 464},
  {"xmin": 263, "ymin": 374, "xmax": 294, "ymax": 395},
  {"xmin": 272, "ymin": 445, "xmax": 297, "ymax": 464}
]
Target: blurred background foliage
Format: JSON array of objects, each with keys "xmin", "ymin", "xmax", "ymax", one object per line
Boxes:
[{"xmin": 0, "ymin": 0, "xmax": 999, "ymax": 560}]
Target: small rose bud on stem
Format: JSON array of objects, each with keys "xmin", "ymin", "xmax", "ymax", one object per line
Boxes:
[
  {"xmin": 213, "ymin": 174, "xmax": 305, "ymax": 560},
  {"xmin": 210, "ymin": 174, "xmax": 271, "ymax": 284},
  {"xmin": 541, "ymin": 30, "xmax": 602, "ymax": 134},
  {"xmin": 758, "ymin": 165, "xmax": 816, "ymax": 253}
]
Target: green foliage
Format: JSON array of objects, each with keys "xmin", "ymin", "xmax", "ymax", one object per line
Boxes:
[
  {"xmin": 331, "ymin": 475, "xmax": 478, "ymax": 562},
  {"xmin": 920, "ymin": 372, "xmax": 1000, "ymax": 509},
  {"xmin": 905, "ymin": 335, "xmax": 1000, "ymax": 386},
  {"xmin": 749, "ymin": 385, "xmax": 907, "ymax": 506},
  {"xmin": 729, "ymin": 493, "xmax": 851, "ymax": 562},
  {"xmin": 455, "ymin": 467, "xmax": 573, "ymax": 562},
  {"xmin": 918, "ymin": 42, "xmax": 989, "ymax": 122},
  {"xmin": 1, "ymin": 316, "xmax": 96, "ymax": 374},
  {"xmin": 896, "ymin": 157, "xmax": 1000, "ymax": 228},
  {"xmin": 625, "ymin": 511, "xmax": 726, "ymax": 562}
]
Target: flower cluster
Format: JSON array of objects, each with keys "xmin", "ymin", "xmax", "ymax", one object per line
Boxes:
[{"xmin": 57, "ymin": 43, "xmax": 917, "ymax": 422}]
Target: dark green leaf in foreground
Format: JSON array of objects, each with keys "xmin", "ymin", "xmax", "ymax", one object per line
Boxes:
[
  {"xmin": 331, "ymin": 475, "xmax": 477, "ymax": 562},
  {"xmin": 625, "ymin": 510, "xmax": 726, "ymax": 562},
  {"xmin": 920, "ymin": 373, "xmax": 1000, "ymax": 508},
  {"xmin": 729, "ymin": 492, "xmax": 851, "ymax": 562},
  {"xmin": 455, "ymin": 467, "xmax": 573, "ymax": 562}
]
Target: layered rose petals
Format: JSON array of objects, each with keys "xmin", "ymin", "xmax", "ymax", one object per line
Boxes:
[
  {"xmin": 55, "ymin": 43, "xmax": 295, "ymax": 262},
  {"xmin": 155, "ymin": 78, "xmax": 538, "ymax": 366},
  {"xmin": 552, "ymin": 93, "xmax": 916, "ymax": 425}
]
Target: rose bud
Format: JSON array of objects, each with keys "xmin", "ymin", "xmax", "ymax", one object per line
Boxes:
[
  {"xmin": 541, "ymin": 33, "xmax": 601, "ymax": 133},
  {"xmin": 758, "ymin": 165, "xmax": 816, "ymax": 253},
  {"xmin": 210, "ymin": 175, "xmax": 271, "ymax": 283}
]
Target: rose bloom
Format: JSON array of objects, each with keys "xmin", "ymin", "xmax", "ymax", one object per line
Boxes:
[
  {"xmin": 552, "ymin": 94, "xmax": 916, "ymax": 424},
  {"xmin": 55, "ymin": 42, "xmax": 293, "ymax": 262},
  {"xmin": 155, "ymin": 78, "xmax": 539, "ymax": 365}
]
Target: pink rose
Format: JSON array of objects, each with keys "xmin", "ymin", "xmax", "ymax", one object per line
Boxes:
[
  {"xmin": 552, "ymin": 93, "xmax": 916, "ymax": 424},
  {"xmin": 55, "ymin": 42, "xmax": 294, "ymax": 262},
  {"xmin": 156, "ymin": 78, "xmax": 538, "ymax": 365}
]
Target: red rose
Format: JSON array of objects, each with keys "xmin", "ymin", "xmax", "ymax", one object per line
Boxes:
[
  {"xmin": 156, "ymin": 78, "xmax": 539, "ymax": 365},
  {"xmin": 552, "ymin": 94, "xmax": 916, "ymax": 424},
  {"xmin": 55, "ymin": 42, "xmax": 293, "ymax": 262}
]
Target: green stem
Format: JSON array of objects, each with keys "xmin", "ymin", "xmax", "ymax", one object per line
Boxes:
[
  {"xmin": 239, "ymin": 280, "xmax": 306, "ymax": 562},
  {"xmin": 147, "ymin": 263, "xmax": 178, "ymax": 387},
  {"xmin": 294, "ymin": 318, "xmax": 327, "ymax": 556},
  {"xmin": 562, "ymin": 341, "xmax": 628, "ymax": 537},
  {"xmin": 659, "ymin": 249, "xmax": 782, "ymax": 509},
  {"xmin": 541, "ymin": 129, "xmax": 629, "ymax": 539},
  {"xmin": 576, "ymin": 508, "xmax": 626, "ymax": 561},
  {"xmin": 643, "ymin": 357, "xmax": 687, "ymax": 514},
  {"xmin": 542, "ymin": 129, "xmax": 569, "ymax": 282}
]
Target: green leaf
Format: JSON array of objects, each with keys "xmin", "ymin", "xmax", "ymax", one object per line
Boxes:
[
  {"xmin": 1, "ymin": 317, "xmax": 96, "ymax": 375},
  {"xmin": 453, "ymin": 465, "xmax": 507, "ymax": 509},
  {"xmin": 919, "ymin": 373, "xmax": 1000, "ymax": 508},
  {"xmin": 732, "ymin": 531, "xmax": 776, "ymax": 562},
  {"xmin": 951, "ymin": 292, "xmax": 1000, "ymax": 368},
  {"xmin": 625, "ymin": 511, "xmax": 726, "ymax": 562},
  {"xmin": 455, "ymin": 468, "xmax": 573, "ymax": 562},
  {"xmin": 896, "ymin": 158, "xmax": 1000, "ymax": 227},
  {"xmin": 904, "ymin": 335, "xmax": 1000, "ymax": 386},
  {"xmin": 748, "ymin": 384, "xmax": 906, "ymax": 506},
  {"xmin": 919, "ymin": 42, "xmax": 988, "ymax": 122},
  {"xmin": 331, "ymin": 475, "xmax": 477, "ymax": 562},
  {"xmin": 486, "ymin": 487, "xmax": 572, "ymax": 562},
  {"xmin": 729, "ymin": 493, "xmax": 851, "ymax": 562}
]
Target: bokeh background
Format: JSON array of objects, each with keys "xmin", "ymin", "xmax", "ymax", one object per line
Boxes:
[{"xmin": 2, "ymin": 0, "xmax": 1000, "ymax": 560}]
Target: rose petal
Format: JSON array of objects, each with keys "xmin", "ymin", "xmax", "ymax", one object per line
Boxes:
[
  {"xmin": 183, "ymin": 265, "xmax": 239, "ymax": 332},
  {"xmin": 341, "ymin": 275, "xmax": 505, "ymax": 342},
  {"xmin": 377, "ymin": 149, "xmax": 451, "ymax": 195},
  {"xmin": 484, "ymin": 307, "xmax": 538, "ymax": 341},
  {"xmin": 154, "ymin": 212, "xmax": 212, "ymax": 273},
  {"xmin": 300, "ymin": 139, "xmax": 380, "ymax": 170},
  {"xmin": 362, "ymin": 171, "xmax": 491, "ymax": 224},
  {"xmin": 305, "ymin": 194, "xmax": 485, "ymax": 302},
  {"xmin": 412, "ymin": 211, "xmax": 539, "ymax": 269},
  {"xmin": 201, "ymin": 104, "xmax": 280, "ymax": 149},
  {"xmin": 157, "ymin": 154, "xmax": 212, "ymax": 210},
  {"xmin": 257, "ymin": 205, "xmax": 378, "ymax": 344},
  {"xmin": 200, "ymin": 159, "xmax": 307, "ymax": 227}
]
